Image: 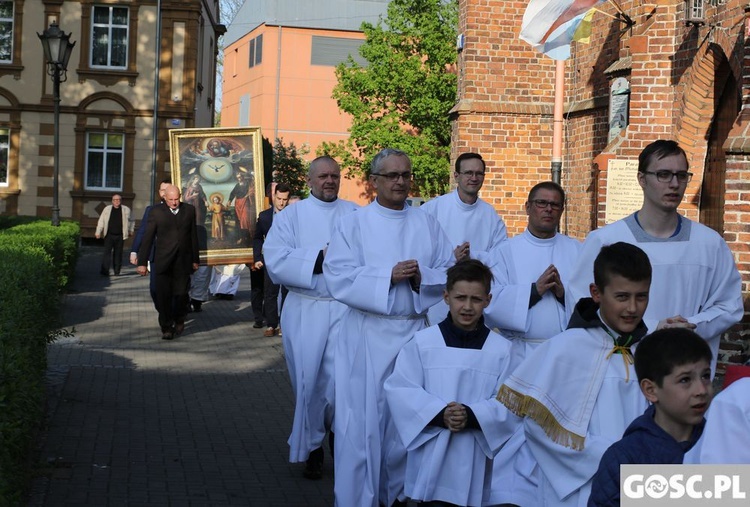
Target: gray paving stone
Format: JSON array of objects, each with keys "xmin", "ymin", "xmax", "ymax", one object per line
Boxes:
[{"xmin": 28, "ymin": 248, "xmax": 335, "ymax": 506}]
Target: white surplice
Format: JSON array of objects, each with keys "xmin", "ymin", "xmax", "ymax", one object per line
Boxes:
[
  {"xmin": 420, "ymin": 191, "xmax": 507, "ymax": 325},
  {"xmin": 323, "ymin": 200, "xmax": 454, "ymax": 507},
  {"xmin": 566, "ymin": 214, "xmax": 743, "ymax": 373},
  {"xmin": 684, "ymin": 377, "xmax": 750, "ymax": 464},
  {"xmin": 384, "ymin": 325, "xmax": 519, "ymax": 506},
  {"xmin": 501, "ymin": 327, "xmax": 648, "ymax": 507},
  {"xmin": 484, "ymin": 229, "xmax": 580, "ymax": 506},
  {"xmin": 208, "ymin": 264, "xmax": 245, "ymax": 296},
  {"xmin": 486, "ymin": 229, "xmax": 581, "ymax": 354},
  {"xmin": 263, "ymin": 194, "xmax": 359, "ymax": 462}
]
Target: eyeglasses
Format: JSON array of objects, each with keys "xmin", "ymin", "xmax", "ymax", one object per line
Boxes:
[
  {"xmin": 531, "ymin": 199, "xmax": 563, "ymax": 210},
  {"xmin": 643, "ymin": 170, "xmax": 693, "ymax": 183},
  {"xmin": 457, "ymin": 171, "xmax": 485, "ymax": 179},
  {"xmin": 372, "ymin": 171, "xmax": 413, "ymax": 182}
]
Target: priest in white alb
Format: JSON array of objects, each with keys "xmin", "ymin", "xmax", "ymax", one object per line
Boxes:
[
  {"xmin": 263, "ymin": 156, "xmax": 359, "ymax": 480},
  {"xmin": 323, "ymin": 148, "xmax": 454, "ymax": 507},
  {"xmin": 420, "ymin": 152, "xmax": 507, "ymax": 325},
  {"xmin": 484, "ymin": 181, "xmax": 580, "ymax": 506}
]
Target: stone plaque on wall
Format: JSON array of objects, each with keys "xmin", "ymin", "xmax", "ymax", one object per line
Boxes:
[
  {"xmin": 605, "ymin": 159, "xmax": 642, "ymax": 224},
  {"xmin": 608, "ymin": 77, "xmax": 630, "ymax": 142}
]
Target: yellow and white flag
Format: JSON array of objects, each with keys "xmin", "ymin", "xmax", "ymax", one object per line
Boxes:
[{"xmin": 520, "ymin": 0, "xmax": 604, "ymax": 60}]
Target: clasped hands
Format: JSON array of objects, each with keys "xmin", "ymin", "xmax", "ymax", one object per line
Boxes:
[
  {"xmin": 443, "ymin": 401, "xmax": 468, "ymax": 433},
  {"xmin": 391, "ymin": 259, "xmax": 421, "ymax": 287},
  {"xmin": 536, "ymin": 264, "xmax": 564, "ymax": 299}
]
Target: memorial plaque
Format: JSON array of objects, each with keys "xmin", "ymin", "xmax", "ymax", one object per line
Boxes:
[
  {"xmin": 605, "ymin": 159, "xmax": 642, "ymax": 224},
  {"xmin": 608, "ymin": 77, "xmax": 630, "ymax": 142}
]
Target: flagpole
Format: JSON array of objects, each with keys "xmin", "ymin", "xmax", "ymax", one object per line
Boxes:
[{"xmin": 551, "ymin": 59, "xmax": 564, "ymax": 185}]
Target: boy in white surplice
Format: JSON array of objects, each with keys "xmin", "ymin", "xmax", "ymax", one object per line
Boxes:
[{"xmin": 385, "ymin": 259, "xmax": 521, "ymax": 506}]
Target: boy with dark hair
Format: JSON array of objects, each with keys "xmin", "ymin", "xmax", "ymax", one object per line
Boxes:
[
  {"xmin": 588, "ymin": 328, "xmax": 712, "ymax": 506},
  {"xmin": 384, "ymin": 259, "xmax": 520, "ymax": 506},
  {"xmin": 499, "ymin": 242, "xmax": 653, "ymax": 506}
]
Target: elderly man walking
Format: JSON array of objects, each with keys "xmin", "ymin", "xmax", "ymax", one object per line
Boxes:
[
  {"xmin": 136, "ymin": 185, "xmax": 199, "ymax": 340},
  {"xmin": 324, "ymin": 148, "xmax": 454, "ymax": 507},
  {"xmin": 263, "ymin": 156, "xmax": 359, "ymax": 480},
  {"xmin": 95, "ymin": 194, "xmax": 133, "ymax": 276}
]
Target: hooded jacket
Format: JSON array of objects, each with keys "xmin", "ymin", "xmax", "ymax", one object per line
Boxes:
[{"xmin": 588, "ymin": 404, "xmax": 705, "ymax": 506}]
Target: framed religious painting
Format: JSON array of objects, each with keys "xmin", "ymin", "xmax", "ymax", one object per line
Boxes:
[{"xmin": 169, "ymin": 127, "xmax": 265, "ymax": 265}]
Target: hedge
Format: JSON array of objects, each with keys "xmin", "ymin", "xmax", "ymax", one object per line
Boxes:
[{"xmin": 0, "ymin": 218, "xmax": 79, "ymax": 505}]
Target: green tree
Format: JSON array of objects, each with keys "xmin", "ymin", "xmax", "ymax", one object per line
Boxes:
[
  {"xmin": 321, "ymin": 0, "xmax": 458, "ymax": 197},
  {"xmin": 272, "ymin": 138, "xmax": 309, "ymax": 198}
]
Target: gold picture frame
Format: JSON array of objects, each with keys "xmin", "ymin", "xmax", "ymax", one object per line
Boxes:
[{"xmin": 169, "ymin": 127, "xmax": 265, "ymax": 265}]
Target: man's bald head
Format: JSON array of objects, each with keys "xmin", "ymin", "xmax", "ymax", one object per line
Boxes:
[
  {"xmin": 165, "ymin": 185, "xmax": 181, "ymax": 210},
  {"xmin": 307, "ymin": 156, "xmax": 341, "ymax": 202}
]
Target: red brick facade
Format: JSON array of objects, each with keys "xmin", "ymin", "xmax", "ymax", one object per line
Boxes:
[{"xmin": 454, "ymin": 0, "xmax": 750, "ymax": 368}]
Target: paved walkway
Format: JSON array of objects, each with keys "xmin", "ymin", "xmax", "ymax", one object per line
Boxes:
[{"xmin": 28, "ymin": 247, "xmax": 334, "ymax": 506}]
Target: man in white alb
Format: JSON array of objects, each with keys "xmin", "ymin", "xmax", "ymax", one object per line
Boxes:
[
  {"xmin": 324, "ymin": 148, "xmax": 454, "ymax": 507},
  {"xmin": 566, "ymin": 139, "xmax": 743, "ymax": 374},
  {"xmin": 486, "ymin": 181, "xmax": 580, "ymax": 355},
  {"xmin": 484, "ymin": 181, "xmax": 580, "ymax": 506},
  {"xmin": 420, "ymin": 152, "xmax": 507, "ymax": 325},
  {"xmin": 263, "ymin": 156, "xmax": 359, "ymax": 480}
]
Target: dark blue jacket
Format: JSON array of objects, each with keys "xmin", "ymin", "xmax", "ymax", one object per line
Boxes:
[{"xmin": 588, "ymin": 405, "xmax": 704, "ymax": 507}]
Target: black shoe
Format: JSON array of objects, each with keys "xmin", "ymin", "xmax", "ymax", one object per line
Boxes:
[
  {"xmin": 100, "ymin": 270, "xmax": 109, "ymax": 277},
  {"xmin": 174, "ymin": 321, "xmax": 185, "ymax": 336},
  {"xmin": 303, "ymin": 447, "xmax": 324, "ymax": 480},
  {"xmin": 161, "ymin": 330, "xmax": 174, "ymax": 340},
  {"xmin": 191, "ymin": 299, "xmax": 202, "ymax": 312},
  {"xmin": 253, "ymin": 321, "xmax": 264, "ymax": 329}
]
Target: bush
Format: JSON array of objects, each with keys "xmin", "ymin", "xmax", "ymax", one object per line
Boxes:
[
  {"xmin": 0, "ymin": 221, "xmax": 79, "ymax": 288},
  {"xmin": 0, "ymin": 218, "xmax": 79, "ymax": 504}
]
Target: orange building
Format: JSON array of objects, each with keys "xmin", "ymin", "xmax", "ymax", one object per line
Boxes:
[{"xmin": 221, "ymin": 1, "xmax": 390, "ymax": 204}]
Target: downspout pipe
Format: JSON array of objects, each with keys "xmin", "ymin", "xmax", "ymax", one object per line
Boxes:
[
  {"xmin": 150, "ymin": 0, "xmax": 163, "ymax": 204},
  {"xmin": 551, "ymin": 59, "xmax": 564, "ymax": 185}
]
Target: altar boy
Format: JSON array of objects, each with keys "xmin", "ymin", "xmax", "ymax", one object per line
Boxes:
[
  {"xmin": 498, "ymin": 242, "xmax": 652, "ymax": 506},
  {"xmin": 385, "ymin": 259, "xmax": 520, "ymax": 506}
]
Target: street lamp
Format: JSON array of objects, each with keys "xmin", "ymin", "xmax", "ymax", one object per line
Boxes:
[{"xmin": 38, "ymin": 21, "xmax": 75, "ymax": 226}]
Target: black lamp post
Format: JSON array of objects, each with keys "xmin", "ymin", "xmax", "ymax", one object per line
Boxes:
[{"xmin": 38, "ymin": 21, "xmax": 75, "ymax": 226}]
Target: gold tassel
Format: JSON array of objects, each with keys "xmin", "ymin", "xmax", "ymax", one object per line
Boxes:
[
  {"xmin": 606, "ymin": 346, "xmax": 634, "ymax": 382},
  {"xmin": 498, "ymin": 385, "xmax": 586, "ymax": 450}
]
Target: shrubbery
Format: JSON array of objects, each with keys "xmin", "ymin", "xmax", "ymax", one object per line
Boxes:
[{"xmin": 0, "ymin": 218, "xmax": 79, "ymax": 505}]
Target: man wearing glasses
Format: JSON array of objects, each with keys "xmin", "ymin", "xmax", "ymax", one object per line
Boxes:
[
  {"xmin": 324, "ymin": 148, "xmax": 454, "ymax": 507},
  {"xmin": 567, "ymin": 139, "xmax": 742, "ymax": 374},
  {"xmin": 420, "ymin": 152, "xmax": 507, "ymax": 325},
  {"xmin": 482, "ymin": 181, "xmax": 580, "ymax": 506}
]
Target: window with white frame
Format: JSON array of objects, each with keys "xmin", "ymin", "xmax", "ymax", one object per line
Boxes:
[
  {"xmin": 85, "ymin": 133, "xmax": 124, "ymax": 190},
  {"xmin": 0, "ymin": 129, "xmax": 8, "ymax": 186},
  {"xmin": 91, "ymin": 5, "xmax": 128, "ymax": 68},
  {"xmin": 0, "ymin": 1, "xmax": 14, "ymax": 63}
]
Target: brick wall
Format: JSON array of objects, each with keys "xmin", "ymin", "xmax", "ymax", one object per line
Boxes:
[
  {"xmin": 455, "ymin": 0, "xmax": 750, "ymax": 370},
  {"xmin": 452, "ymin": 0, "xmax": 557, "ymax": 234}
]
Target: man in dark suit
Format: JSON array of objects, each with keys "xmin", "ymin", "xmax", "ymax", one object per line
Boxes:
[
  {"xmin": 137, "ymin": 185, "xmax": 200, "ymax": 340},
  {"xmin": 253, "ymin": 182, "xmax": 291, "ymax": 337}
]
